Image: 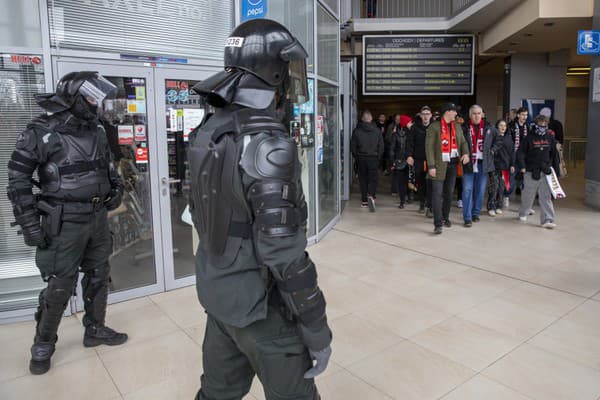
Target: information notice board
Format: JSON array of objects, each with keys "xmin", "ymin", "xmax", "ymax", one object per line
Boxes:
[{"xmin": 363, "ymin": 35, "xmax": 474, "ymax": 96}]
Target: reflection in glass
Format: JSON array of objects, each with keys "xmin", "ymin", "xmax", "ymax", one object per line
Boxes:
[
  {"xmin": 102, "ymin": 76, "xmax": 156, "ymax": 291},
  {"xmin": 164, "ymin": 79, "xmax": 207, "ymax": 279},
  {"xmin": 317, "ymin": 80, "xmax": 339, "ymax": 230},
  {"xmin": 292, "ymin": 79, "xmax": 316, "ymax": 236},
  {"xmin": 317, "ymin": 4, "xmax": 339, "ymax": 83}
]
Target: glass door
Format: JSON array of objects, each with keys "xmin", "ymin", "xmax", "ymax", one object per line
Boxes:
[
  {"xmin": 55, "ymin": 60, "xmax": 165, "ymax": 307},
  {"xmin": 153, "ymin": 67, "xmax": 218, "ymax": 290}
]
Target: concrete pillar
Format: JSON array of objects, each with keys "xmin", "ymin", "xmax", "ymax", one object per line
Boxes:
[{"xmin": 585, "ymin": 0, "xmax": 600, "ymax": 209}]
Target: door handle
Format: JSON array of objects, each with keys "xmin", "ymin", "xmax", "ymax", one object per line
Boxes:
[{"xmin": 161, "ymin": 177, "xmax": 181, "ymax": 185}]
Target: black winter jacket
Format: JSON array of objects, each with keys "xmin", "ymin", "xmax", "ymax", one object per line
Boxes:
[
  {"xmin": 517, "ymin": 127, "xmax": 561, "ymax": 180},
  {"xmin": 351, "ymin": 122, "xmax": 384, "ymax": 158},
  {"xmin": 491, "ymin": 133, "xmax": 514, "ymax": 171},
  {"xmin": 407, "ymin": 120, "xmax": 429, "ymax": 160},
  {"xmin": 388, "ymin": 127, "xmax": 409, "ymax": 167}
]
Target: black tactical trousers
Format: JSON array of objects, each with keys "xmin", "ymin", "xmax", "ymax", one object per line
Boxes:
[
  {"xmin": 35, "ymin": 208, "xmax": 112, "ymax": 327},
  {"xmin": 197, "ymin": 300, "xmax": 319, "ymax": 400},
  {"xmin": 357, "ymin": 156, "xmax": 379, "ymax": 202}
]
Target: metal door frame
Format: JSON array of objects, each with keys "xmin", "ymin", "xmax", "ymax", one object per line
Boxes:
[
  {"xmin": 54, "ymin": 57, "xmax": 166, "ymax": 310},
  {"xmin": 152, "ymin": 66, "xmax": 220, "ymax": 290}
]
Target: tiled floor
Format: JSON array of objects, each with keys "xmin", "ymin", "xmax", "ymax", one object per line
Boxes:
[{"xmin": 2, "ymin": 170, "xmax": 600, "ymax": 399}]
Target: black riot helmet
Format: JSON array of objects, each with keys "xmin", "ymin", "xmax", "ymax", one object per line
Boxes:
[
  {"xmin": 36, "ymin": 71, "xmax": 118, "ymax": 118},
  {"xmin": 193, "ymin": 19, "xmax": 309, "ymax": 110}
]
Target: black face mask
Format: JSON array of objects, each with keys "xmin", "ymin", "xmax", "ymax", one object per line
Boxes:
[{"xmin": 70, "ymin": 94, "xmax": 98, "ymax": 121}]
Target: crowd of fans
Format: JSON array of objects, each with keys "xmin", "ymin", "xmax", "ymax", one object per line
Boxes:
[{"xmin": 350, "ymin": 103, "xmax": 564, "ymax": 234}]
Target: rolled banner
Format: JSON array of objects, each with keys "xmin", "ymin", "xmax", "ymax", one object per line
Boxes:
[{"xmin": 546, "ymin": 167, "xmax": 566, "ymax": 199}]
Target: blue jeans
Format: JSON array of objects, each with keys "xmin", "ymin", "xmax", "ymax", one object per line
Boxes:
[{"xmin": 462, "ymin": 171, "xmax": 488, "ymax": 221}]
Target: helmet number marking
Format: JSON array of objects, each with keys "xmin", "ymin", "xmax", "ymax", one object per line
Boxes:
[{"xmin": 225, "ymin": 37, "xmax": 244, "ymax": 47}]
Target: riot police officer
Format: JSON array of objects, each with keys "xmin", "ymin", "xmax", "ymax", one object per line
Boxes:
[
  {"xmin": 188, "ymin": 19, "xmax": 332, "ymax": 399},
  {"xmin": 6, "ymin": 71, "xmax": 128, "ymax": 375}
]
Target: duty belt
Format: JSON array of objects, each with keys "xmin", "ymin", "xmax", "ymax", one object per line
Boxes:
[{"xmin": 41, "ymin": 196, "xmax": 106, "ymax": 214}]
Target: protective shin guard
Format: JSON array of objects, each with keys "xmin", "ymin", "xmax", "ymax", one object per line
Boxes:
[
  {"xmin": 81, "ymin": 266, "xmax": 110, "ymax": 328},
  {"xmin": 82, "ymin": 265, "xmax": 127, "ymax": 347},
  {"xmin": 30, "ymin": 275, "xmax": 76, "ymax": 375}
]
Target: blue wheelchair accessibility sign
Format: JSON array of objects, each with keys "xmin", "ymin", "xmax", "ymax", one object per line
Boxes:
[
  {"xmin": 578, "ymin": 30, "xmax": 600, "ymax": 55},
  {"xmin": 241, "ymin": 0, "xmax": 267, "ymax": 22}
]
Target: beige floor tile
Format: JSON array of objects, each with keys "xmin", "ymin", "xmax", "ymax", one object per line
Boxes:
[
  {"xmin": 148, "ymin": 285, "xmax": 197, "ymax": 304},
  {"xmin": 99, "ymin": 330, "xmax": 202, "ymax": 395},
  {"xmin": 440, "ymin": 375, "xmax": 533, "ymax": 400},
  {"xmin": 317, "ymin": 370, "xmax": 393, "ymax": 399},
  {"xmin": 355, "ymin": 293, "xmax": 452, "ymax": 338},
  {"xmin": 319, "ymin": 272, "xmax": 399, "ymax": 321},
  {"xmin": 529, "ymin": 317, "xmax": 600, "ymax": 370},
  {"xmin": 483, "ymin": 344, "xmax": 600, "ymax": 400},
  {"xmin": 329, "ymin": 313, "xmax": 404, "ymax": 367},
  {"xmin": 122, "ymin": 370, "xmax": 199, "ymax": 400},
  {"xmin": 411, "ymin": 317, "xmax": 522, "ymax": 371},
  {"xmin": 0, "ymin": 319, "xmax": 35, "ymax": 342},
  {"xmin": 94, "ymin": 303, "xmax": 180, "ymax": 354},
  {"xmin": 0, "ymin": 356, "xmax": 120, "ymax": 400},
  {"xmin": 400, "ymin": 255, "xmax": 470, "ymax": 280},
  {"xmin": 403, "ymin": 279, "xmax": 496, "ymax": 315},
  {"xmin": 347, "ymin": 341, "xmax": 475, "ymax": 400},
  {"xmin": 459, "ymin": 298, "xmax": 557, "ymax": 341},
  {"xmin": 106, "ymin": 296, "xmax": 155, "ymax": 315},
  {"xmin": 530, "ymin": 267, "xmax": 600, "ymax": 297},
  {"xmin": 0, "ymin": 315, "xmax": 96, "ymax": 383},
  {"xmin": 439, "ymin": 268, "xmax": 518, "ymax": 297},
  {"xmin": 151, "ymin": 287, "xmax": 207, "ymax": 329},
  {"xmin": 358, "ymin": 268, "xmax": 434, "ymax": 297},
  {"xmin": 561, "ymin": 299, "xmax": 600, "ymax": 329},
  {"xmin": 495, "ymin": 282, "xmax": 584, "ymax": 318}
]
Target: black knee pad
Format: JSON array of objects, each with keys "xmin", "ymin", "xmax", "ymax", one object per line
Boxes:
[{"xmin": 44, "ymin": 275, "xmax": 77, "ymax": 306}]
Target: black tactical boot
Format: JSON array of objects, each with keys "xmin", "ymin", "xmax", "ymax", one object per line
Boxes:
[
  {"xmin": 83, "ymin": 324, "xmax": 128, "ymax": 347},
  {"xmin": 81, "ymin": 266, "xmax": 127, "ymax": 347}
]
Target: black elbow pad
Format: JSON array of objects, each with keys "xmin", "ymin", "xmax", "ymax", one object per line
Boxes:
[{"xmin": 276, "ymin": 254, "xmax": 326, "ymax": 328}]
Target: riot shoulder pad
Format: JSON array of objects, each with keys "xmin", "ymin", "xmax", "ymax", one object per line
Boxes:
[{"xmin": 240, "ymin": 133, "xmax": 299, "ymax": 182}]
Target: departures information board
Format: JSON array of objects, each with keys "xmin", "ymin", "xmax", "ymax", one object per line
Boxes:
[{"xmin": 363, "ymin": 35, "xmax": 475, "ymax": 96}]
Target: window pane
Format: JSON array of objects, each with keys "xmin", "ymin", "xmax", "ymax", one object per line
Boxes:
[
  {"xmin": 319, "ymin": 0, "xmax": 339, "ymax": 15},
  {"xmin": 317, "ymin": 5, "xmax": 339, "ymax": 82},
  {"xmin": 0, "ymin": 0, "xmax": 42, "ymax": 48},
  {"xmin": 317, "ymin": 80, "xmax": 339, "ymax": 230},
  {"xmin": 267, "ymin": 0, "xmax": 315, "ymax": 73}
]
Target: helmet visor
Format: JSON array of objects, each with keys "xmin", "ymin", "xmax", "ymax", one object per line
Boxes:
[
  {"xmin": 287, "ymin": 59, "xmax": 308, "ymax": 104},
  {"xmin": 78, "ymin": 74, "xmax": 118, "ymax": 105}
]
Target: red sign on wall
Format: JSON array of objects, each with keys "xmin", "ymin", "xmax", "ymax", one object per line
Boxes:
[{"xmin": 10, "ymin": 55, "xmax": 42, "ymax": 65}]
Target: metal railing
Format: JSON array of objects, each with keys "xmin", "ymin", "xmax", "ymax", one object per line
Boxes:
[{"xmin": 352, "ymin": 0, "xmax": 480, "ymax": 19}]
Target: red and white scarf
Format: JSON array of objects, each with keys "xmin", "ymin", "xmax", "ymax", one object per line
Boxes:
[
  {"xmin": 469, "ymin": 121, "xmax": 484, "ymax": 173},
  {"xmin": 515, "ymin": 122, "xmax": 527, "ymax": 150},
  {"xmin": 441, "ymin": 119, "xmax": 458, "ymax": 162}
]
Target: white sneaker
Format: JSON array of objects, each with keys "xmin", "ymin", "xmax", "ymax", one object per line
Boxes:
[
  {"xmin": 457, "ymin": 200, "xmax": 463, "ymax": 208},
  {"xmin": 503, "ymin": 197, "xmax": 510, "ymax": 208},
  {"xmin": 495, "ymin": 209, "xmax": 503, "ymax": 215},
  {"xmin": 488, "ymin": 210, "xmax": 496, "ymax": 217},
  {"xmin": 542, "ymin": 221, "xmax": 557, "ymax": 229},
  {"xmin": 528, "ymin": 209, "xmax": 535, "ymax": 215},
  {"xmin": 519, "ymin": 216, "xmax": 527, "ymax": 223}
]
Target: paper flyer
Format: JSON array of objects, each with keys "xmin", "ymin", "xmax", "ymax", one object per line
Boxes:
[
  {"xmin": 183, "ymin": 108, "xmax": 205, "ymax": 141},
  {"xmin": 135, "ymin": 146, "xmax": 148, "ymax": 164},
  {"xmin": 117, "ymin": 125, "xmax": 134, "ymax": 145}
]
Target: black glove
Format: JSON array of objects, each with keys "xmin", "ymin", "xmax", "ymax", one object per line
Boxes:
[
  {"xmin": 15, "ymin": 209, "xmax": 49, "ymax": 248},
  {"xmin": 104, "ymin": 189, "xmax": 122, "ymax": 211},
  {"xmin": 23, "ymin": 223, "xmax": 50, "ymax": 248}
]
